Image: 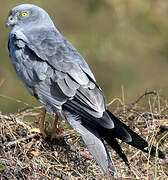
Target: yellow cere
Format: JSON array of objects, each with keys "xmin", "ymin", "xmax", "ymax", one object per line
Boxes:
[{"xmin": 21, "ymin": 12, "xmax": 28, "ymax": 17}]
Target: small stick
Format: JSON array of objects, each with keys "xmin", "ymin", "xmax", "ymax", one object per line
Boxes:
[
  {"xmin": 0, "ymin": 114, "xmax": 31, "ymax": 130},
  {"xmin": 133, "ymin": 91, "xmax": 157, "ymax": 105},
  {"xmin": 4, "ymin": 134, "xmax": 37, "ymax": 147}
]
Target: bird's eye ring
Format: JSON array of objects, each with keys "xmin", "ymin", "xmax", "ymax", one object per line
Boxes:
[{"xmin": 20, "ymin": 12, "xmax": 28, "ymax": 17}]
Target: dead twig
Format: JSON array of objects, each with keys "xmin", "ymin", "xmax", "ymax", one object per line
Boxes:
[
  {"xmin": 133, "ymin": 90, "xmax": 157, "ymax": 105},
  {"xmin": 4, "ymin": 134, "xmax": 37, "ymax": 147},
  {"xmin": 0, "ymin": 114, "xmax": 31, "ymax": 130}
]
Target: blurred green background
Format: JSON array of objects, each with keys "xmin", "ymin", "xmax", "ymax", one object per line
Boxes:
[{"xmin": 1, "ymin": 0, "xmax": 168, "ymax": 113}]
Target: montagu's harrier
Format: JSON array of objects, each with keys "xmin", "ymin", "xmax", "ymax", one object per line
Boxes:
[{"xmin": 6, "ymin": 4, "xmax": 165, "ymax": 177}]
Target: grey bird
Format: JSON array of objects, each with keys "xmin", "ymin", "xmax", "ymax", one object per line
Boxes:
[{"xmin": 6, "ymin": 4, "xmax": 165, "ymax": 177}]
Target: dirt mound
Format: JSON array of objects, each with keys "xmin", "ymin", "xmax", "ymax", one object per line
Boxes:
[{"xmin": 0, "ymin": 92, "xmax": 167, "ymax": 179}]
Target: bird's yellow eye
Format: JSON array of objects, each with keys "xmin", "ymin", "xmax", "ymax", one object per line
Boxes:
[{"xmin": 21, "ymin": 12, "xmax": 28, "ymax": 17}]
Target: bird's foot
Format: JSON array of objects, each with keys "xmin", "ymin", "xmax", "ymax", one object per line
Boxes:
[
  {"xmin": 51, "ymin": 127, "xmax": 64, "ymax": 140},
  {"xmin": 29, "ymin": 128, "xmax": 47, "ymax": 138}
]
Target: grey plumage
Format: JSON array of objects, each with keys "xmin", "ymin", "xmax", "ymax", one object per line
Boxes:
[
  {"xmin": 7, "ymin": 4, "xmax": 165, "ymax": 178},
  {"xmin": 65, "ymin": 112, "xmax": 118, "ymax": 177}
]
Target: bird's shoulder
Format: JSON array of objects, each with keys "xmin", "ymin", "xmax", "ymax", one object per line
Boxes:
[
  {"xmin": 8, "ymin": 27, "xmax": 108, "ymax": 118},
  {"xmin": 10, "ymin": 27, "xmax": 96, "ymax": 83}
]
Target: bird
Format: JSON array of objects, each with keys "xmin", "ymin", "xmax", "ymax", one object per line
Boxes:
[{"xmin": 6, "ymin": 4, "xmax": 165, "ymax": 178}]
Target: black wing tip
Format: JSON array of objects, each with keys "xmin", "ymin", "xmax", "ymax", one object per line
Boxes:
[
  {"xmin": 150, "ymin": 147, "xmax": 165, "ymax": 159},
  {"xmin": 106, "ymin": 109, "xmax": 166, "ymax": 160}
]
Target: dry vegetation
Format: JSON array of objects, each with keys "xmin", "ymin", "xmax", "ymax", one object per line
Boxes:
[{"xmin": 0, "ymin": 91, "xmax": 167, "ymax": 180}]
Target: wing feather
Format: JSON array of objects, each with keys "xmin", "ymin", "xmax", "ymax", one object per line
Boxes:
[
  {"xmin": 57, "ymin": 78, "xmax": 76, "ymax": 97},
  {"xmin": 9, "ymin": 28, "xmax": 107, "ymax": 119},
  {"xmin": 65, "ymin": 75, "xmax": 80, "ymax": 90}
]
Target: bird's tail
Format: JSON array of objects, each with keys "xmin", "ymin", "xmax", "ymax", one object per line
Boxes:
[
  {"xmin": 104, "ymin": 109, "xmax": 165, "ymax": 165},
  {"xmin": 63, "ymin": 102, "xmax": 165, "ymax": 176},
  {"xmin": 65, "ymin": 111, "xmax": 120, "ymax": 178}
]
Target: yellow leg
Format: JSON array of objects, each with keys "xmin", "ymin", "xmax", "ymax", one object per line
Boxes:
[
  {"xmin": 51, "ymin": 114, "xmax": 63, "ymax": 139},
  {"xmin": 29, "ymin": 108, "xmax": 47, "ymax": 138}
]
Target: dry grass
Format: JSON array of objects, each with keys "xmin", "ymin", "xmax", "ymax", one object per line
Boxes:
[{"xmin": 0, "ymin": 91, "xmax": 167, "ymax": 180}]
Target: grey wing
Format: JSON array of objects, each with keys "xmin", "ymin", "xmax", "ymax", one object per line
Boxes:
[
  {"xmin": 9, "ymin": 28, "xmax": 113, "ymax": 128},
  {"xmin": 8, "ymin": 31, "xmax": 69, "ymax": 112}
]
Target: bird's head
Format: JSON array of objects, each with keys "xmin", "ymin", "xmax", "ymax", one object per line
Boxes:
[{"xmin": 6, "ymin": 4, "xmax": 54, "ymax": 29}]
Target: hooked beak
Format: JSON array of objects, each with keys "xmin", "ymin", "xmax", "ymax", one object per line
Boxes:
[{"xmin": 6, "ymin": 15, "xmax": 16, "ymax": 27}]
